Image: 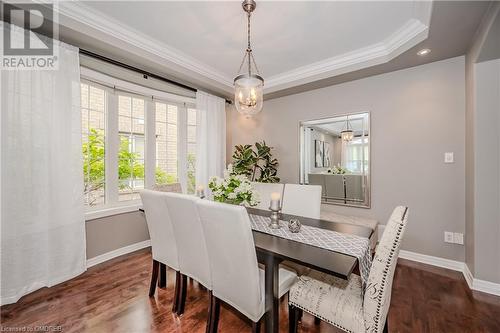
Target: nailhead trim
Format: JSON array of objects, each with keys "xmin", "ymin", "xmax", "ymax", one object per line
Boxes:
[
  {"xmin": 289, "ymin": 301, "xmax": 355, "ymax": 333},
  {"xmin": 371, "ymin": 207, "xmax": 408, "ymax": 333}
]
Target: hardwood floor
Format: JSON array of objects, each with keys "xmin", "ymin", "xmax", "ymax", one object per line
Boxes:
[{"xmin": 1, "ymin": 249, "xmax": 500, "ymax": 333}]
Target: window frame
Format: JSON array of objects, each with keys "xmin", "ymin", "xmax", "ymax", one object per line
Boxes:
[{"xmin": 80, "ymin": 67, "xmax": 196, "ymax": 219}]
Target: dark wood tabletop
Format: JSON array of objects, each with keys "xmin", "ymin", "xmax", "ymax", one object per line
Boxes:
[
  {"xmin": 246, "ymin": 207, "xmax": 373, "ymax": 333},
  {"xmin": 247, "ymin": 207, "xmax": 372, "ymax": 279}
]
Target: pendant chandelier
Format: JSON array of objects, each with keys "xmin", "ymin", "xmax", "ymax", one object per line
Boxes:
[
  {"xmin": 341, "ymin": 116, "xmax": 354, "ymax": 142},
  {"xmin": 234, "ymin": 0, "xmax": 264, "ymax": 117}
]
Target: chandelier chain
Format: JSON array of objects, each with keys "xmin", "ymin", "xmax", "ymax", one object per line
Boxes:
[{"xmin": 247, "ymin": 12, "xmax": 252, "ymax": 75}]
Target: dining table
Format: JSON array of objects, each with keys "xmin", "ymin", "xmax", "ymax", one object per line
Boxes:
[
  {"xmin": 247, "ymin": 207, "xmax": 373, "ymax": 333},
  {"xmin": 145, "ymin": 205, "xmax": 373, "ymax": 333}
]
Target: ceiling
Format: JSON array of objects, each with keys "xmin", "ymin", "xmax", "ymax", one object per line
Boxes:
[
  {"xmin": 51, "ymin": 1, "xmax": 492, "ymax": 100},
  {"xmin": 307, "ymin": 114, "xmax": 368, "ymax": 136}
]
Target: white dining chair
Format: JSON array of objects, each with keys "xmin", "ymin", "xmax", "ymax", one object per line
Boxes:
[
  {"xmin": 196, "ymin": 200, "xmax": 297, "ymax": 333},
  {"xmin": 139, "ymin": 190, "xmax": 181, "ymax": 312},
  {"xmin": 251, "ymin": 182, "xmax": 284, "ymax": 210},
  {"xmin": 288, "ymin": 206, "xmax": 409, "ymax": 333},
  {"xmin": 281, "ymin": 184, "xmax": 322, "ymax": 219},
  {"xmin": 164, "ymin": 192, "xmax": 211, "ymax": 315}
]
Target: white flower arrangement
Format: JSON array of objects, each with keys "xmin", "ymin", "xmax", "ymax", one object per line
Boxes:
[
  {"xmin": 209, "ymin": 164, "xmax": 260, "ymax": 207},
  {"xmin": 327, "ymin": 164, "xmax": 349, "ymax": 174}
]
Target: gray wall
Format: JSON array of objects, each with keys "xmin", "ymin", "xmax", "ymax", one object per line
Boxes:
[
  {"xmin": 473, "ymin": 59, "xmax": 500, "ymax": 283},
  {"xmin": 86, "ymin": 211, "xmax": 149, "ymax": 259},
  {"xmin": 228, "ymin": 56, "xmax": 466, "ymax": 261},
  {"xmin": 465, "ymin": 3, "xmax": 500, "ymax": 283}
]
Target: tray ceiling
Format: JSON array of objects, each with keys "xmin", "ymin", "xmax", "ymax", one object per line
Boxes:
[{"xmin": 57, "ymin": 1, "xmax": 432, "ymax": 95}]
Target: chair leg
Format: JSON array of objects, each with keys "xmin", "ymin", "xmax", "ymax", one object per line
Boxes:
[
  {"xmin": 176, "ymin": 273, "xmax": 188, "ymax": 315},
  {"xmin": 314, "ymin": 317, "xmax": 321, "ymax": 325},
  {"xmin": 252, "ymin": 320, "xmax": 261, "ymax": 333},
  {"xmin": 288, "ymin": 304, "xmax": 299, "ymax": 333},
  {"xmin": 172, "ymin": 271, "xmax": 181, "ymax": 313},
  {"xmin": 297, "ymin": 309, "xmax": 303, "ymax": 322},
  {"xmin": 158, "ymin": 263, "xmax": 167, "ymax": 288},
  {"xmin": 149, "ymin": 260, "xmax": 159, "ymax": 297},
  {"xmin": 207, "ymin": 293, "xmax": 220, "ymax": 333}
]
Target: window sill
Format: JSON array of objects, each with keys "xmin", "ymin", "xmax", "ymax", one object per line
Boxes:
[{"xmin": 85, "ymin": 203, "xmax": 143, "ymax": 221}]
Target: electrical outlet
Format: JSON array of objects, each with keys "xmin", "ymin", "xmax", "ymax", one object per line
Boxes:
[
  {"xmin": 444, "ymin": 152, "xmax": 454, "ymax": 163},
  {"xmin": 454, "ymin": 232, "xmax": 464, "ymax": 245},
  {"xmin": 444, "ymin": 231, "xmax": 454, "ymax": 243}
]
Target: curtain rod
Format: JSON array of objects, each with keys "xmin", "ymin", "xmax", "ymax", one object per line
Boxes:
[{"xmin": 79, "ymin": 49, "xmax": 232, "ymax": 104}]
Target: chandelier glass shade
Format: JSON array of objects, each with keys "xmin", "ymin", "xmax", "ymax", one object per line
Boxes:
[
  {"xmin": 341, "ymin": 116, "xmax": 354, "ymax": 142},
  {"xmin": 234, "ymin": 0, "xmax": 264, "ymax": 117}
]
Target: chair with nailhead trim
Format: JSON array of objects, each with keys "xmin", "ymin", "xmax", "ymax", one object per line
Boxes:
[{"xmin": 288, "ymin": 206, "xmax": 409, "ymax": 333}]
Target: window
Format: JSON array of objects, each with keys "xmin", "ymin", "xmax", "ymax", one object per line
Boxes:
[
  {"xmin": 81, "ymin": 82, "xmax": 106, "ymax": 207},
  {"xmin": 186, "ymin": 108, "xmax": 197, "ymax": 194},
  {"xmin": 155, "ymin": 102, "xmax": 178, "ymax": 186},
  {"xmin": 343, "ymin": 137, "xmax": 369, "ymax": 174},
  {"xmin": 80, "ymin": 69, "xmax": 197, "ymax": 211},
  {"xmin": 118, "ymin": 95, "xmax": 145, "ymax": 201}
]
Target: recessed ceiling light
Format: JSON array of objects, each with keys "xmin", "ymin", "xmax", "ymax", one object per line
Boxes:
[{"xmin": 417, "ymin": 48, "xmax": 431, "ymax": 56}]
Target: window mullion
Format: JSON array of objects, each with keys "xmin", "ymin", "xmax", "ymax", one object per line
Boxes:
[
  {"xmin": 145, "ymin": 99, "xmax": 156, "ymax": 189},
  {"xmin": 178, "ymin": 103, "xmax": 188, "ymax": 194},
  {"xmin": 106, "ymin": 91, "xmax": 119, "ymax": 205}
]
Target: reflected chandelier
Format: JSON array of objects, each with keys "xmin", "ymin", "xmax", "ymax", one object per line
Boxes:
[{"xmin": 234, "ymin": 0, "xmax": 264, "ymax": 117}]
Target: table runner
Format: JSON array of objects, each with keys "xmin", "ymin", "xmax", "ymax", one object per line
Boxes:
[{"xmin": 249, "ymin": 214, "xmax": 372, "ymax": 290}]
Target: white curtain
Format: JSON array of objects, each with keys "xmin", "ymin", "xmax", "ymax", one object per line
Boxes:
[
  {"xmin": 195, "ymin": 91, "xmax": 226, "ymax": 191},
  {"xmin": 1, "ymin": 24, "xmax": 86, "ymax": 305}
]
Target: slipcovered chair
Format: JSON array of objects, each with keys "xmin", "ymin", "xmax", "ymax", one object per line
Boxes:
[
  {"xmin": 251, "ymin": 182, "xmax": 284, "ymax": 211},
  {"xmin": 139, "ymin": 190, "xmax": 181, "ymax": 312},
  {"xmin": 281, "ymin": 184, "xmax": 322, "ymax": 219},
  {"xmin": 196, "ymin": 200, "xmax": 297, "ymax": 333},
  {"xmin": 288, "ymin": 206, "xmax": 409, "ymax": 333},
  {"xmin": 164, "ymin": 193, "xmax": 211, "ymax": 315}
]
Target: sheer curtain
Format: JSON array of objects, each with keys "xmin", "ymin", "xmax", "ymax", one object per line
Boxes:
[
  {"xmin": 195, "ymin": 91, "xmax": 226, "ymax": 192},
  {"xmin": 1, "ymin": 24, "xmax": 86, "ymax": 305}
]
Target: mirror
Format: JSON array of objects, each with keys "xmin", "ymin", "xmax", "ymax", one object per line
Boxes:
[{"xmin": 299, "ymin": 112, "xmax": 370, "ymax": 208}]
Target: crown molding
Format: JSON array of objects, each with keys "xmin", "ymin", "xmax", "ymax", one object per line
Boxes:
[
  {"xmin": 57, "ymin": 1, "xmax": 234, "ymax": 88},
  {"xmin": 264, "ymin": 17, "xmax": 430, "ymax": 92},
  {"xmin": 55, "ymin": 1, "xmax": 432, "ymax": 95}
]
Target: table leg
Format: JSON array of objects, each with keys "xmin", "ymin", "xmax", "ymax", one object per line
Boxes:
[{"xmin": 263, "ymin": 254, "xmax": 280, "ymax": 333}]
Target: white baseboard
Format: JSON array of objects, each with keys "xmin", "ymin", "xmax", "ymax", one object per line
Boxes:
[
  {"xmin": 86, "ymin": 240, "xmax": 151, "ymax": 268},
  {"xmin": 399, "ymin": 250, "xmax": 500, "ymax": 297},
  {"xmin": 472, "ymin": 277, "xmax": 500, "ymax": 296},
  {"xmin": 463, "ymin": 263, "xmax": 474, "ymax": 289},
  {"xmin": 398, "ymin": 250, "xmax": 465, "ymax": 272}
]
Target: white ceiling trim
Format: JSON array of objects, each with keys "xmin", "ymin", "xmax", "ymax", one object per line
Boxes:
[
  {"xmin": 264, "ymin": 17, "xmax": 430, "ymax": 93},
  {"xmin": 56, "ymin": 1, "xmax": 432, "ymax": 96},
  {"xmin": 57, "ymin": 1, "xmax": 234, "ymax": 87}
]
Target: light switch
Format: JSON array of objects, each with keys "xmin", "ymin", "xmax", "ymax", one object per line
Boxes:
[
  {"xmin": 444, "ymin": 152, "xmax": 454, "ymax": 163},
  {"xmin": 453, "ymin": 232, "xmax": 464, "ymax": 245}
]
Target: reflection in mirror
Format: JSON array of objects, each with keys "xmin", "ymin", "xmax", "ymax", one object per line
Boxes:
[{"xmin": 299, "ymin": 112, "xmax": 370, "ymax": 208}]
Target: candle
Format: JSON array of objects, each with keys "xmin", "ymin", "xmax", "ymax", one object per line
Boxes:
[
  {"xmin": 270, "ymin": 192, "xmax": 281, "ymax": 211},
  {"xmin": 196, "ymin": 185, "xmax": 205, "ymax": 198}
]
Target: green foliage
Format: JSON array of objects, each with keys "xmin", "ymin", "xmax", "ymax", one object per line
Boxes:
[
  {"xmin": 186, "ymin": 153, "xmax": 196, "ymax": 194},
  {"xmin": 155, "ymin": 169, "xmax": 177, "ymax": 185},
  {"xmin": 232, "ymin": 144, "xmax": 256, "ymax": 177},
  {"xmin": 231, "ymin": 141, "xmax": 280, "ymax": 183},
  {"xmin": 83, "ymin": 129, "xmax": 175, "ymax": 204}
]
